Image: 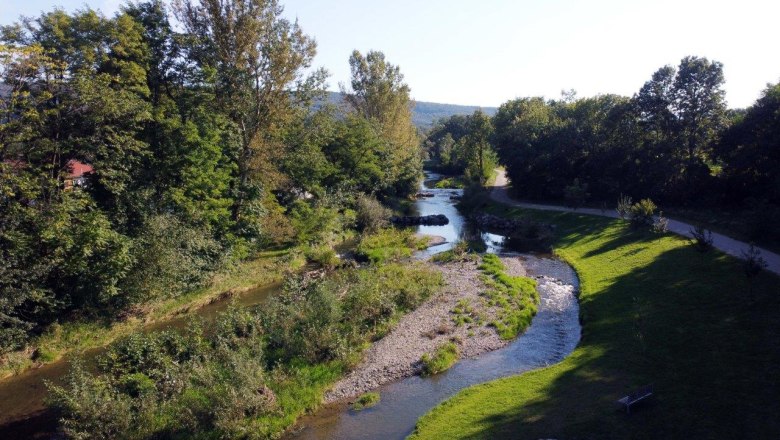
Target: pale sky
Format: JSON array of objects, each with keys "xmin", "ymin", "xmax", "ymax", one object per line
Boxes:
[{"xmin": 2, "ymin": 0, "xmax": 779, "ymax": 108}]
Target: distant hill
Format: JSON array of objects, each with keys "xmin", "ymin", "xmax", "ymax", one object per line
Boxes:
[
  {"xmin": 317, "ymin": 92, "xmax": 497, "ymax": 130},
  {"xmin": 411, "ymin": 100, "xmax": 497, "ymax": 129}
]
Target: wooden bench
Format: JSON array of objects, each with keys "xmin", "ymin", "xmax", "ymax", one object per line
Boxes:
[{"xmin": 616, "ymin": 384, "xmax": 653, "ymax": 414}]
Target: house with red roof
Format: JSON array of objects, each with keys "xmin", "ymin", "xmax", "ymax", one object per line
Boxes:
[{"xmin": 64, "ymin": 159, "xmax": 93, "ymax": 189}]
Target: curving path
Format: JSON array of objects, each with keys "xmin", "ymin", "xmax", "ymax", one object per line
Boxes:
[{"xmin": 490, "ymin": 169, "xmax": 780, "ymax": 276}]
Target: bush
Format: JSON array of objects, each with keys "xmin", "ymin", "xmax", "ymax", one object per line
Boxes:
[
  {"xmin": 125, "ymin": 214, "xmax": 223, "ymax": 305},
  {"xmin": 742, "ymin": 244, "xmax": 768, "ymax": 279},
  {"xmin": 421, "ymin": 342, "xmax": 459, "ymax": 376},
  {"xmin": 352, "ymin": 392, "xmax": 380, "ymax": 410},
  {"xmin": 433, "ymin": 177, "xmax": 466, "ymax": 189},
  {"xmin": 653, "ymin": 212, "xmax": 669, "ymax": 233},
  {"xmin": 690, "ymin": 225, "xmax": 714, "ymax": 252},
  {"xmin": 430, "ymin": 241, "xmax": 474, "ymax": 263},
  {"xmin": 629, "ymin": 199, "xmax": 657, "ymax": 228},
  {"xmin": 303, "ymin": 244, "xmax": 340, "ymax": 269},
  {"xmin": 355, "ymin": 194, "xmax": 392, "ymax": 232},
  {"xmin": 356, "ymin": 228, "xmax": 427, "ymax": 264},
  {"xmin": 49, "ymin": 306, "xmax": 274, "ymax": 439},
  {"xmin": 616, "ymin": 194, "xmax": 632, "ymax": 220}
]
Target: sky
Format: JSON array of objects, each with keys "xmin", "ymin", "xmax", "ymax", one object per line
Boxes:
[{"xmin": 2, "ymin": 0, "xmax": 779, "ymax": 108}]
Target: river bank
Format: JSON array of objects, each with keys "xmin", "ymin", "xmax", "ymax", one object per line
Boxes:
[
  {"xmin": 326, "ymin": 255, "xmax": 578, "ymax": 404},
  {"xmin": 288, "ymin": 253, "xmax": 580, "ymax": 440}
]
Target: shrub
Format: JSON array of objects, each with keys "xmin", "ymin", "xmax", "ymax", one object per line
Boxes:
[
  {"xmin": 690, "ymin": 225, "xmax": 714, "ymax": 252},
  {"xmin": 352, "ymin": 392, "xmax": 380, "ymax": 410},
  {"xmin": 420, "ymin": 342, "xmax": 459, "ymax": 376},
  {"xmin": 433, "ymin": 177, "xmax": 466, "ymax": 189},
  {"xmin": 616, "ymin": 194, "xmax": 633, "ymax": 220},
  {"xmin": 653, "ymin": 212, "xmax": 669, "ymax": 233},
  {"xmin": 356, "ymin": 228, "xmax": 427, "ymax": 264},
  {"xmin": 355, "ymin": 194, "xmax": 392, "ymax": 232},
  {"xmin": 125, "ymin": 214, "xmax": 223, "ymax": 305},
  {"xmin": 629, "ymin": 199, "xmax": 657, "ymax": 228},
  {"xmin": 47, "ymin": 362, "xmax": 139, "ymax": 440},
  {"xmin": 742, "ymin": 244, "xmax": 768, "ymax": 279},
  {"xmin": 430, "ymin": 241, "xmax": 475, "ymax": 263},
  {"xmin": 303, "ymin": 244, "xmax": 340, "ymax": 269}
]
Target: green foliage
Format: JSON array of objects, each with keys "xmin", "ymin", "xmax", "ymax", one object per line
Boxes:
[
  {"xmin": 411, "ymin": 205, "xmax": 780, "ymax": 440},
  {"xmin": 420, "ymin": 342, "xmax": 459, "ymax": 376},
  {"xmin": 478, "ymin": 254, "xmax": 539, "ymax": 340},
  {"xmin": 352, "ymin": 392, "xmax": 380, "ymax": 410},
  {"xmin": 493, "ymin": 57, "xmax": 728, "ymax": 205},
  {"xmin": 716, "ymin": 82, "xmax": 780, "ymax": 211},
  {"xmin": 124, "ymin": 214, "xmax": 224, "ymax": 305},
  {"xmin": 356, "ymin": 228, "xmax": 427, "ymax": 264},
  {"xmin": 344, "ymin": 50, "xmax": 422, "ymax": 197},
  {"xmin": 423, "ymin": 111, "xmax": 496, "ymax": 184},
  {"xmin": 263, "ymin": 263, "xmax": 442, "ymax": 365},
  {"xmin": 433, "ymin": 177, "xmax": 467, "ymax": 189},
  {"xmin": 430, "ymin": 241, "xmax": 478, "ymax": 263},
  {"xmin": 303, "ymin": 244, "xmax": 340, "ymax": 269},
  {"xmin": 355, "ymin": 194, "xmax": 392, "ymax": 232},
  {"xmin": 628, "ymin": 198, "xmax": 658, "ymax": 228},
  {"xmin": 49, "ymin": 306, "xmax": 275, "ymax": 439}
]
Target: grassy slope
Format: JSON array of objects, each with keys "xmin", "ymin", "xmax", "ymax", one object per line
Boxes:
[
  {"xmin": 0, "ymin": 250, "xmax": 294, "ymax": 379},
  {"xmin": 410, "ymin": 203, "xmax": 780, "ymax": 439}
]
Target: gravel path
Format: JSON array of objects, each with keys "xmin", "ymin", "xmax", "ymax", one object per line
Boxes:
[
  {"xmin": 491, "ymin": 169, "xmax": 780, "ymax": 276},
  {"xmin": 325, "ymin": 257, "xmax": 516, "ymax": 403}
]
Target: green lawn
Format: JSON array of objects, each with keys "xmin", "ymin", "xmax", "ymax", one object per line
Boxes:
[{"xmin": 410, "ymin": 203, "xmax": 780, "ymax": 439}]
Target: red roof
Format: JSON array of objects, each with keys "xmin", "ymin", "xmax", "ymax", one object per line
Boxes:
[{"xmin": 66, "ymin": 160, "xmax": 93, "ymax": 178}]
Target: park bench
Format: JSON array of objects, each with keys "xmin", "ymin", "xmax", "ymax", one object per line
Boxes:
[{"xmin": 616, "ymin": 384, "xmax": 653, "ymax": 414}]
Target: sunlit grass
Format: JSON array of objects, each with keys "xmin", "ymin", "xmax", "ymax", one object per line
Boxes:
[{"xmin": 410, "ymin": 203, "xmax": 780, "ymax": 439}]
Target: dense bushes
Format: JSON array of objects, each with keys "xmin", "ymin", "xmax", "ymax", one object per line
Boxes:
[
  {"xmin": 0, "ymin": 1, "xmax": 422, "ymax": 358},
  {"xmin": 48, "ymin": 263, "xmax": 442, "ymax": 438},
  {"xmin": 264, "ymin": 263, "xmax": 442, "ymax": 365},
  {"xmin": 48, "ymin": 307, "xmax": 273, "ymax": 439}
]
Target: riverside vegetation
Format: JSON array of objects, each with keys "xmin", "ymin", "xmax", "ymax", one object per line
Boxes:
[
  {"xmin": 48, "ymin": 254, "xmax": 442, "ymax": 439},
  {"xmin": 0, "ymin": 0, "xmax": 421, "ymax": 376},
  {"xmin": 410, "ymin": 202, "xmax": 780, "ymax": 439}
]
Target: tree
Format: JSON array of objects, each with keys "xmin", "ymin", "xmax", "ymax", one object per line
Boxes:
[
  {"xmin": 673, "ymin": 56, "xmax": 726, "ymax": 173},
  {"xmin": 717, "ymin": 82, "xmax": 780, "ymax": 204},
  {"xmin": 459, "ymin": 110, "xmax": 494, "ymax": 184},
  {"xmin": 174, "ymin": 0, "xmax": 325, "ymax": 237},
  {"xmin": 343, "ymin": 50, "xmax": 421, "ymax": 197}
]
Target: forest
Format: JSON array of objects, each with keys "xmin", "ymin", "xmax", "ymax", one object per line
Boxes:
[
  {"xmin": 0, "ymin": 0, "xmax": 423, "ymax": 356},
  {"xmin": 425, "ymin": 57, "xmax": 780, "ymax": 245},
  {"xmin": 2, "ymin": 0, "xmax": 780, "ymax": 439}
]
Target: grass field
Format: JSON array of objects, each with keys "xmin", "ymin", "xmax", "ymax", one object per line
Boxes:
[{"xmin": 410, "ymin": 203, "xmax": 780, "ymax": 439}]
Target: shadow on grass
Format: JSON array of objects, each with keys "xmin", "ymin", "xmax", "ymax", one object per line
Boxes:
[{"xmin": 420, "ymin": 240, "xmax": 780, "ymax": 440}]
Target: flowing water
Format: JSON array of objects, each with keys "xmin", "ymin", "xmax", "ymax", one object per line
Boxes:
[
  {"xmin": 285, "ymin": 173, "xmax": 581, "ymax": 440},
  {"xmin": 0, "ymin": 172, "xmax": 581, "ymax": 440}
]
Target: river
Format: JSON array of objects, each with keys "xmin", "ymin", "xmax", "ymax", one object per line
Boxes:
[
  {"xmin": 0, "ymin": 172, "xmax": 581, "ymax": 440},
  {"xmin": 285, "ymin": 173, "xmax": 581, "ymax": 440}
]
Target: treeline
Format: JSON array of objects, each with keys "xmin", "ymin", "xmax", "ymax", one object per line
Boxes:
[
  {"xmin": 0, "ymin": 0, "xmax": 420, "ymax": 354},
  {"xmin": 426, "ymin": 56, "xmax": 780, "ymax": 239},
  {"xmin": 423, "ymin": 110, "xmax": 497, "ymax": 184}
]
